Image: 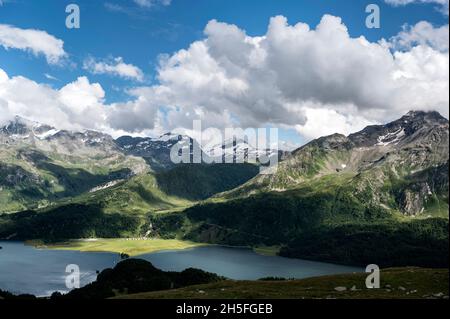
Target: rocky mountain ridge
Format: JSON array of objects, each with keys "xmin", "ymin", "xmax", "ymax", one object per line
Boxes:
[{"xmin": 219, "ymin": 111, "xmax": 449, "ymax": 216}]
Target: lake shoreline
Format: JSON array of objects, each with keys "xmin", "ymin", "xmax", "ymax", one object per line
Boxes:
[
  {"xmin": 25, "ymin": 238, "xmax": 207, "ymax": 256},
  {"xmin": 0, "ymin": 240, "xmax": 364, "ymax": 296},
  {"xmin": 23, "ymin": 238, "xmax": 283, "ymax": 259}
]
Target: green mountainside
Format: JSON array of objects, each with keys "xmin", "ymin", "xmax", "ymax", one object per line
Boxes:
[
  {"xmin": 150, "ymin": 111, "xmax": 450, "ymax": 267},
  {"xmin": 0, "ymin": 117, "xmax": 259, "ymax": 214},
  {"xmin": 219, "ymin": 111, "xmax": 449, "ymax": 215},
  {"xmin": 0, "ymin": 117, "xmax": 148, "ymax": 213},
  {"xmin": 156, "ymin": 163, "xmax": 259, "ymax": 201}
]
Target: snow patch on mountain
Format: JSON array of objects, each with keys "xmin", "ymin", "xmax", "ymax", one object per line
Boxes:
[
  {"xmin": 34, "ymin": 129, "xmax": 60, "ymax": 140},
  {"xmin": 377, "ymin": 128, "xmax": 406, "ymax": 146}
]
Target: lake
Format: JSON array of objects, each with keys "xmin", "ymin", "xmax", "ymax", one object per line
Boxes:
[{"xmin": 0, "ymin": 241, "xmax": 362, "ymax": 296}]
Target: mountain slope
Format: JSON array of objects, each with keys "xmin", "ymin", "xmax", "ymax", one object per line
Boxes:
[
  {"xmin": 151, "ymin": 111, "xmax": 449, "ymax": 267},
  {"xmin": 156, "ymin": 163, "xmax": 259, "ymax": 200},
  {"xmin": 1, "ymin": 111, "xmax": 448, "ymax": 267},
  {"xmin": 0, "ymin": 117, "xmax": 262, "ymax": 239},
  {"xmin": 0, "ymin": 116, "xmax": 148, "ymax": 213},
  {"xmin": 0, "ymin": 172, "xmax": 196, "ymax": 241},
  {"xmin": 0, "ymin": 117, "xmax": 261, "ymax": 213},
  {"xmin": 116, "ymin": 134, "xmax": 194, "ymax": 172},
  {"xmin": 219, "ymin": 111, "xmax": 449, "ymax": 216}
]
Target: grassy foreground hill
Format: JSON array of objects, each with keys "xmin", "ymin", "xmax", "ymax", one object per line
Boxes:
[
  {"xmin": 115, "ymin": 267, "xmax": 449, "ymax": 300},
  {"xmin": 1, "ymin": 260, "xmax": 446, "ymax": 300}
]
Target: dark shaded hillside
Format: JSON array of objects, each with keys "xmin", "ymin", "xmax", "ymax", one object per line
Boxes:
[
  {"xmin": 0, "ymin": 163, "xmax": 260, "ymax": 240},
  {"xmin": 178, "ymin": 177, "xmax": 393, "ymax": 245},
  {"xmin": 0, "ymin": 204, "xmax": 141, "ymax": 241},
  {"xmin": 51, "ymin": 259, "xmax": 222, "ymax": 299},
  {"xmin": 156, "ymin": 163, "xmax": 259, "ymax": 200},
  {"xmin": 150, "ymin": 184, "xmax": 448, "ymax": 268},
  {"xmin": 280, "ymin": 219, "xmax": 449, "ymax": 268}
]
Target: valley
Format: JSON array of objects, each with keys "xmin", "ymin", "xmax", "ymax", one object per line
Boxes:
[
  {"xmin": 0, "ymin": 111, "xmax": 448, "ymax": 272},
  {"xmin": 1, "ymin": 0, "xmax": 449, "ymax": 304}
]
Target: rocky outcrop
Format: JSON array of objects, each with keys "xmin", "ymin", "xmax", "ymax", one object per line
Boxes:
[{"xmin": 399, "ymin": 184, "xmax": 430, "ymax": 216}]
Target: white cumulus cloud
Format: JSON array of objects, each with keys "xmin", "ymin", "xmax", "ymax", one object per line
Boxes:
[
  {"xmin": 133, "ymin": 0, "xmax": 172, "ymax": 8},
  {"xmin": 0, "ymin": 15, "xmax": 448, "ymax": 143},
  {"xmin": 294, "ymin": 106, "xmax": 375, "ymax": 141},
  {"xmin": 0, "ymin": 24, "xmax": 67, "ymax": 65},
  {"xmin": 391, "ymin": 21, "xmax": 449, "ymax": 52},
  {"xmin": 83, "ymin": 56, "xmax": 144, "ymax": 81},
  {"xmin": 385, "ymin": 0, "xmax": 449, "ymax": 15},
  {"xmin": 0, "ymin": 71, "xmax": 108, "ymax": 132},
  {"xmin": 106, "ymin": 15, "xmax": 448, "ymax": 139}
]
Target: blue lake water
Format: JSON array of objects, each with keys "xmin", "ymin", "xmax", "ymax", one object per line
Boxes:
[{"xmin": 0, "ymin": 241, "xmax": 362, "ymax": 296}]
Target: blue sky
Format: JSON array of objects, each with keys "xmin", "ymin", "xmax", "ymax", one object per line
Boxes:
[
  {"xmin": 0, "ymin": 0, "xmax": 448, "ymax": 146},
  {"xmin": 0, "ymin": 0, "xmax": 447, "ymax": 95}
]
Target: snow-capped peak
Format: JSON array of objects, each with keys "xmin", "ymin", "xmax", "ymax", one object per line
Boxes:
[
  {"xmin": 0, "ymin": 116, "xmax": 59, "ymax": 140},
  {"xmin": 154, "ymin": 133, "xmax": 182, "ymax": 142}
]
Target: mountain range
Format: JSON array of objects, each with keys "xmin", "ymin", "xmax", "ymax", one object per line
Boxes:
[
  {"xmin": 0, "ymin": 111, "xmax": 448, "ymax": 267},
  {"xmin": 221, "ymin": 111, "xmax": 449, "ymax": 216},
  {"xmin": 0, "ymin": 116, "xmax": 262, "ymax": 213}
]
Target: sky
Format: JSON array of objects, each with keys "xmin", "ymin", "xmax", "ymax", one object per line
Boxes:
[{"xmin": 0, "ymin": 0, "xmax": 448, "ymax": 148}]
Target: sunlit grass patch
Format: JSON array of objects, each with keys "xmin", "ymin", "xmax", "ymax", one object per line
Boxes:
[{"xmin": 31, "ymin": 238, "xmax": 206, "ymax": 256}]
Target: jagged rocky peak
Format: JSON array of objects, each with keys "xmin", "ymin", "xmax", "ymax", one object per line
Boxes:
[
  {"xmin": 115, "ymin": 133, "xmax": 196, "ymax": 172},
  {"xmin": 0, "ymin": 116, "xmax": 30, "ymax": 135},
  {"xmin": 0, "ymin": 115, "xmax": 54, "ymax": 136},
  {"xmin": 398, "ymin": 110, "xmax": 448, "ymax": 135},
  {"xmin": 348, "ymin": 110, "xmax": 448, "ymax": 148},
  {"xmin": 232, "ymin": 110, "xmax": 448, "ymax": 200},
  {"xmin": 205, "ymin": 136, "xmax": 280, "ymax": 161},
  {"xmin": 312, "ymin": 133, "xmax": 352, "ymax": 150},
  {"xmin": 402, "ymin": 110, "xmax": 448, "ymax": 123},
  {"xmin": 158, "ymin": 132, "xmax": 184, "ymax": 142},
  {"xmin": 116, "ymin": 133, "xmax": 187, "ymax": 152},
  {"xmin": 1, "ymin": 115, "xmax": 61, "ymax": 141},
  {"xmin": 291, "ymin": 133, "xmax": 352, "ymax": 157},
  {"xmin": 0, "ymin": 115, "xmax": 116, "ymax": 143}
]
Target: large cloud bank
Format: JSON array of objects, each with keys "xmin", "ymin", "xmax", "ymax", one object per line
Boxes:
[{"xmin": 1, "ymin": 15, "xmax": 448, "ymax": 141}]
